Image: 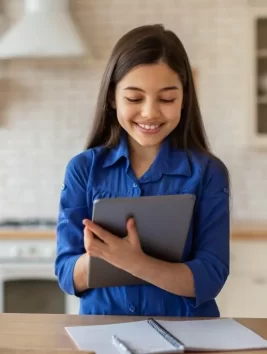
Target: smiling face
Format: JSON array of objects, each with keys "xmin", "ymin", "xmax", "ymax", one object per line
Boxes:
[{"xmin": 114, "ymin": 62, "xmax": 184, "ymax": 151}]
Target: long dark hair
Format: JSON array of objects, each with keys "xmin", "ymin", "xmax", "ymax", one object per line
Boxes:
[{"xmin": 85, "ymin": 24, "xmax": 209, "ymax": 153}]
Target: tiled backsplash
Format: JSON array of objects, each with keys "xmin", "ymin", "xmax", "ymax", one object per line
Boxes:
[{"xmin": 0, "ymin": 0, "xmax": 266, "ymax": 221}]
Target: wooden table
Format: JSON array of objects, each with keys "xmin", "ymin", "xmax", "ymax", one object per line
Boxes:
[{"xmin": 0, "ymin": 314, "xmax": 267, "ymax": 353}]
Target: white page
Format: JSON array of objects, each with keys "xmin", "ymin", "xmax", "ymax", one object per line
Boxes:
[
  {"xmin": 65, "ymin": 320, "xmax": 175, "ymax": 354},
  {"xmin": 65, "ymin": 318, "xmax": 267, "ymax": 354},
  {"xmin": 158, "ymin": 318, "xmax": 267, "ymax": 351}
]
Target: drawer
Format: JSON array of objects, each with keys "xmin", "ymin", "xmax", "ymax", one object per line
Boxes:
[
  {"xmin": 230, "ymin": 240, "xmax": 267, "ymax": 276},
  {"xmin": 218, "ymin": 273, "xmax": 267, "ymax": 318}
]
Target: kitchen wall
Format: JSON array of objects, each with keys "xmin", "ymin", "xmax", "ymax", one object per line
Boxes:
[{"xmin": 0, "ymin": 0, "xmax": 266, "ymax": 221}]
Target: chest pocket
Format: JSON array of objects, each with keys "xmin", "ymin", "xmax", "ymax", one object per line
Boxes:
[
  {"xmin": 143, "ymin": 174, "xmax": 199, "ymax": 197},
  {"xmin": 90, "ymin": 188, "xmax": 132, "ymax": 205}
]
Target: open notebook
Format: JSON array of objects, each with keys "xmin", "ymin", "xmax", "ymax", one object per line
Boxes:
[{"xmin": 65, "ymin": 318, "xmax": 267, "ymax": 354}]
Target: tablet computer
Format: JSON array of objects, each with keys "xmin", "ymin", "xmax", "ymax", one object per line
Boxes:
[{"xmin": 88, "ymin": 194, "xmax": 196, "ymax": 289}]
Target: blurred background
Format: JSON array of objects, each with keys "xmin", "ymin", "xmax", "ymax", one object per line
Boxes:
[{"xmin": 0, "ymin": 0, "xmax": 266, "ymax": 318}]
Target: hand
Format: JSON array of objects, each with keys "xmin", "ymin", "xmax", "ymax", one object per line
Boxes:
[{"xmin": 82, "ymin": 218, "xmax": 145, "ymax": 272}]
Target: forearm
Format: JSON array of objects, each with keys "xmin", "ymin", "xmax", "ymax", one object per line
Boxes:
[
  {"xmin": 73, "ymin": 253, "xmax": 89, "ymax": 293},
  {"xmin": 130, "ymin": 254, "xmax": 195, "ymax": 297}
]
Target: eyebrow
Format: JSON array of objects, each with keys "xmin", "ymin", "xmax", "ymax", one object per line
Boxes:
[{"xmin": 123, "ymin": 86, "xmax": 179, "ymax": 92}]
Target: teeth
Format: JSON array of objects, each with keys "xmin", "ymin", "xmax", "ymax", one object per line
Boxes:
[{"xmin": 138, "ymin": 124, "xmax": 160, "ymax": 130}]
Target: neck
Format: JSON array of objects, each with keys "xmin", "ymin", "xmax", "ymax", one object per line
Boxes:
[{"xmin": 128, "ymin": 136, "xmax": 161, "ymax": 163}]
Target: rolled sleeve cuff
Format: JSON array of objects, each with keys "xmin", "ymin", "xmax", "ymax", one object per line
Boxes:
[
  {"xmin": 184, "ymin": 258, "xmax": 228, "ymax": 307},
  {"xmin": 56, "ymin": 254, "xmax": 82, "ymax": 296}
]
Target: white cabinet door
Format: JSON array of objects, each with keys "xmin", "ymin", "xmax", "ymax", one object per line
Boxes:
[
  {"xmin": 248, "ymin": 5, "xmax": 267, "ymax": 147},
  {"xmin": 65, "ymin": 294, "xmax": 80, "ymax": 314},
  {"xmin": 218, "ymin": 274, "xmax": 267, "ymax": 318}
]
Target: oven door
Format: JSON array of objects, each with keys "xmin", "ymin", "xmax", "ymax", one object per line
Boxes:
[{"xmin": 0, "ymin": 262, "xmax": 79, "ymax": 314}]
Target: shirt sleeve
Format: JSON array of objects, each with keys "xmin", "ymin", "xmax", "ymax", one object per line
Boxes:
[
  {"xmin": 54, "ymin": 152, "xmax": 91, "ymax": 296},
  {"xmin": 184, "ymin": 157, "xmax": 230, "ymax": 307}
]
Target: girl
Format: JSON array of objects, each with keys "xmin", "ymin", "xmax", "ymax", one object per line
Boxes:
[{"xmin": 55, "ymin": 24, "xmax": 230, "ymax": 317}]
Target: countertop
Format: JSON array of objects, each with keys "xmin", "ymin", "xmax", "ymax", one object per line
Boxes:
[
  {"xmin": 230, "ymin": 221, "xmax": 267, "ymax": 240},
  {"xmin": 0, "ymin": 313, "xmax": 267, "ymax": 353},
  {"xmin": 0, "ymin": 221, "xmax": 266, "ymax": 240}
]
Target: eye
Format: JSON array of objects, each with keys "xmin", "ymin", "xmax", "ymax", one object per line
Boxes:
[
  {"xmin": 125, "ymin": 97, "xmax": 143, "ymax": 103},
  {"xmin": 160, "ymin": 98, "xmax": 176, "ymax": 103},
  {"xmin": 124, "ymin": 97, "xmax": 177, "ymax": 103}
]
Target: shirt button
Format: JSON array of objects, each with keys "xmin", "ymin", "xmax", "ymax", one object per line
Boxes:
[
  {"xmin": 133, "ymin": 183, "xmax": 138, "ymax": 188},
  {"xmin": 129, "ymin": 304, "xmax": 135, "ymax": 313},
  {"xmin": 61, "ymin": 183, "xmax": 65, "ymax": 190}
]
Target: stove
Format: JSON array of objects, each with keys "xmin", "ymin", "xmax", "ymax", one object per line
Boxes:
[
  {"xmin": 0, "ymin": 219, "xmax": 79, "ymax": 314},
  {"xmin": 0, "ymin": 219, "xmax": 57, "ymax": 262},
  {"xmin": 0, "ymin": 219, "xmax": 57, "ymax": 230}
]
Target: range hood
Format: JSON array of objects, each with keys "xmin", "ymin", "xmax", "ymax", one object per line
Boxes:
[{"xmin": 0, "ymin": 0, "xmax": 87, "ymax": 59}]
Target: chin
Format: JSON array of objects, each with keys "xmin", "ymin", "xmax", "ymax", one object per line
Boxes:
[{"xmin": 134, "ymin": 135, "xmax": 164, "ymax": 147}]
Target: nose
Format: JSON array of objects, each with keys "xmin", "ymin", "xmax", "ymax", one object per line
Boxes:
[{"xmin": 141, "ymin": 99, "xmax": 160, "ymax": 120}]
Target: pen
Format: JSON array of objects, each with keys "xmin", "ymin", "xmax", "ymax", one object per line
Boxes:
[
  {"xmin": 147, "ymin": 318, "xmax": 185, "ymax": 353},
  {"xmin": 112, "ymin": 335, "xmax": 134, "ymax": 354}
]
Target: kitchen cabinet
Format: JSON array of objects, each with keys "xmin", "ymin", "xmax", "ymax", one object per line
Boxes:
[
  {"xmin": 216, "ymin": 239, "xmax": 267, "ymax": 317},
  {"xmin": 0, "ymin": 231, "xmax": 80, "ymax": 315},
  {"xmin": 217, "ymin": 274, "xmax": 267, "ymax": 318},
  {"xmin": 248, "ymin": 5, "xmax": 267, "ymax": 147}
]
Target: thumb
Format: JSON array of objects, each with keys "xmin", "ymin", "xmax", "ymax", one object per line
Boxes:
[
  {"xmin": 126, "ymin": 218, "xmax": 139, "ymax": 244},
  {"xmin": 83, "ymin": 223, "xmax": 94, "ymax": 252},
  {"xmin": 82, "ymin": 218, "xmax": 90, "ymax": 228}
]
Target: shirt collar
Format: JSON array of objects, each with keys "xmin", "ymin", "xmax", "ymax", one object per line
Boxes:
[
  {"xmin": 102, "ymin": 133, "xmax": 191, "ymax": 177},
  {"xmin": 102, "ymin": 131, "xmax": 129, "ymax": 168},
  {"xmin": 155, "ymin": 137, "xmax": 192, "ymax": 177}
]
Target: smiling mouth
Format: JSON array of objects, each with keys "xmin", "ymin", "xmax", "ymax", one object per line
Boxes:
[{"xmin": 135, "ymin": 123, "xmax": 163, "ymax": 130}]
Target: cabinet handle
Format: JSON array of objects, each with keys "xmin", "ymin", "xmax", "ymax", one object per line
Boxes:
[{"xmin": 253, "ymin": 277, "xmax": 267, "ymax": 285}]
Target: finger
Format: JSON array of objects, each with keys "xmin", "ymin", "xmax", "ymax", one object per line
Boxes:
[
  {"xmin": 84, "ymin": 229, "xmax": 107, "ymax": 256},
  {"xmin": 126, "ymin": 218, "xmax": 140, "ymax": 245},
  {"xmin": 83, "ymin": 224, "xmax": 105, "ymax": 248},
  {"xmin": 82, "ymin": 219, "xmax": 91, "ymax": 227},
  {"xmin": 85, "ymin": 234, "xmax": 110, "ymax": 261},
  {"xmin": 87, "ymin": 246, "xmax": 105, "ymax": 259},
  {"xmin": 83, "ymin": 225, "xmax": 94, "ymax": 250},
  {"xmin": 83, "ymin": 218, "xmax": 115, "ymax": 244}
]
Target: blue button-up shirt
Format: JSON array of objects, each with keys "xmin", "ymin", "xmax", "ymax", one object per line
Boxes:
[{"xmin": 55, "ymin": 134, "xmax": 230, "ymax": 317}]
